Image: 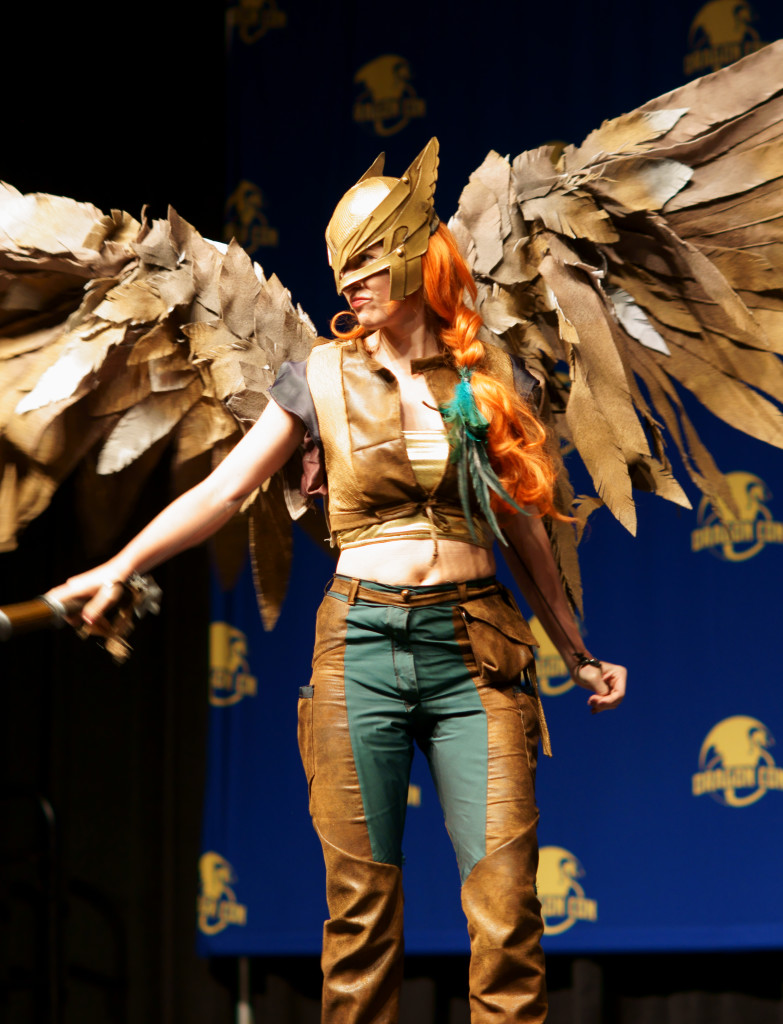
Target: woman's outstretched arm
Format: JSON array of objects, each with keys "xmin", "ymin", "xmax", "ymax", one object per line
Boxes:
[
  {"xmin": 501, "ymin": 511, "xmax": 626, "ymax": 713},
  {"xmin": 46, "ymin": 399, "xmax": 305, "ymax": 628}
]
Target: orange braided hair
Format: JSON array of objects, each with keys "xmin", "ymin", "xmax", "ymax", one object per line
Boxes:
[{"xmin": 330, "ymin": 224, "xmax": 562, "ymax": 518}]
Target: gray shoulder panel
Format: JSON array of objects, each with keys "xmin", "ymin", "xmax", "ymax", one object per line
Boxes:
[{"xmin": 269, "ymin": 360, "xmax": 321, "ymax": 445}]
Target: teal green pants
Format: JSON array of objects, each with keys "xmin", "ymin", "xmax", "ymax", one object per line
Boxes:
[{"xmin": 299, "ymin": 576, "xmax": 548, "ymax": 1024}]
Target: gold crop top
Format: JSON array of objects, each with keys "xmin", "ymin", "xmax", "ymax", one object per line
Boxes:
[{"xmin": 337, "ymin": 429, "xmax": 495, "ymax": 551}]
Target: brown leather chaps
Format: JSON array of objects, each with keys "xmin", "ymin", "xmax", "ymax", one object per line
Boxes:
[{"xmin": 299, "ymin": 578, "xmax": 547, "ymax": 1023}]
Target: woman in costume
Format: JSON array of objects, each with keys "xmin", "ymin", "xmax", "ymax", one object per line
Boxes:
[{"xmin": 47, "ymin": 139, "xmax": 626, "ymax": 1023}]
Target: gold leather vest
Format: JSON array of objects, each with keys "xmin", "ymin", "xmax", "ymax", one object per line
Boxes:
[{"xmin": 305, "ymin": 339, "xmax": 517, "ymax": 543}]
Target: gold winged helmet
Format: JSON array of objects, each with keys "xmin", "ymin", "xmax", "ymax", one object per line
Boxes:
[
  {"xmin": 1, "ymin": 42, "xmax": 782, "ymax": 625},
  {"xmin": 325, "ymin": 137, "xmax": 440, "ymax": 300}
]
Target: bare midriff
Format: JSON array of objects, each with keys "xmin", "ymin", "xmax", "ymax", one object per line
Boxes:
[{"xmin": 336, "ymin": 537, "xmax": 496, "ymax": 587}]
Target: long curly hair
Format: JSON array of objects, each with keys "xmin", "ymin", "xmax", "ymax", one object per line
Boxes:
[{"xmin": 330, "ymin": 224, "xmax": 561, "ymax": 518}]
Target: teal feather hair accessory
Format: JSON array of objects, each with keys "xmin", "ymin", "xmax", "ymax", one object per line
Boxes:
[{"xmin": 439, "ymin": 366, "xmax": 526, "ymax": 544}]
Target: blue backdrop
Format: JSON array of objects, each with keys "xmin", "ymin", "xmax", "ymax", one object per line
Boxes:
[{"xmin": 197, "ymin": 0, "xmax": 783, "ymax": 956}]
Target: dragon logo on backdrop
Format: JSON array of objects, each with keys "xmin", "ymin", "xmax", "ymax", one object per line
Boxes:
[
  {"xmin": 226, "ymin": 0, "xmax": 287, "ymax": 44},
  {"xmin": 198, "ymin": 852, "xmax": 249, "ymax": 935},
  {"xmin": 537, "ymin": 846, "xmax": 598, "ymax": 936},
  {"xmin": 684, "ymin": 0, "xmax": 768, "ymax": 76},
  {"xmin": 352, "ymin": 55, "xmax": 427, "ymax": 137},
  {"xmin": 690, "ymin": 471, "xmax": 783, "ymax": 561},
  {"xmin": 209, "ymin": 623, "xmax": 259, "ymax": 707},
  {"xmin": 529, "ymin": 616, "xmax": 574, "ymax": 697},
  {"xmin": 224, "ymin": 181, "xmax": 280, "ymax": 254},
  {"xmin": 692, "ymin": 716, "xmax": 783, "ymax": 807}
]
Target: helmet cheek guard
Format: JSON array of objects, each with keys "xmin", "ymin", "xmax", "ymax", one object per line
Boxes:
[{"xmin": 325, "ymin": 138, "xmax": 440, "ymax": 301}]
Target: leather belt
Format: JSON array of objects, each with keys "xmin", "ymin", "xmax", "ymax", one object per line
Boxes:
[{"xmin": 327, "ymin": 575, "xmax": 501, "ymax": 608}]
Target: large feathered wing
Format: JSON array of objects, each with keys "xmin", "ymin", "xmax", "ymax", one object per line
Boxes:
[
  {"xmin": 3, "ymin": 43, "xmax": 783, "ymax": 627},
  {"xmin": 0, "ymin": 187, "xmax": 318, "ymax": 628},
  {"xmin": 450, "ymin": 41, "xmax": 783, "ymax": 613}
]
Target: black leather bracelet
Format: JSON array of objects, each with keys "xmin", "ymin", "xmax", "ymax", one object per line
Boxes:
[{"xmin": 573, "ymin": 653, "xmax": 602, "ymax": 671}]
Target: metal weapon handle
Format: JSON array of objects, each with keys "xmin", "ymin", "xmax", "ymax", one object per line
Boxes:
[
  {"xmin": 0, "ymin": 596, "xmax": 77, "ymax": 641},
  {"xmin": 0, "ymin": 575, "xmax": 162, "ymax": 663}
]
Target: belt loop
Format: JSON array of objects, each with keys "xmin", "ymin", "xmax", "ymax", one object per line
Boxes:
[
  {"xmin": 457, "ymin": 581, "xmax": 468, "ymax": 603},
  {"xmin": 346, "ymin": 579, "xmax": 360, "ymax": 606}
]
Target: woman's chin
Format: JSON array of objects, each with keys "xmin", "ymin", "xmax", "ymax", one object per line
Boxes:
[{"xmin": 354, "ymin": 310, "xmax": 385, "ymax": 330}]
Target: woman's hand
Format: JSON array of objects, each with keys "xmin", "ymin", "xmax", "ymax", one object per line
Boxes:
[
  {"xmin": 571, "ymin": 659, "xmax": 627, "ymax": 714},
  {"xmin": 46, "ymin": 565, "xmax": 128, "ymax": 637}
]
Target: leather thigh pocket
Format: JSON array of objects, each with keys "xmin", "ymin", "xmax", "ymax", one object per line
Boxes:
[{"xmin": 460, "ymin": 589, "xmax": 537, "ymax": 684}]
